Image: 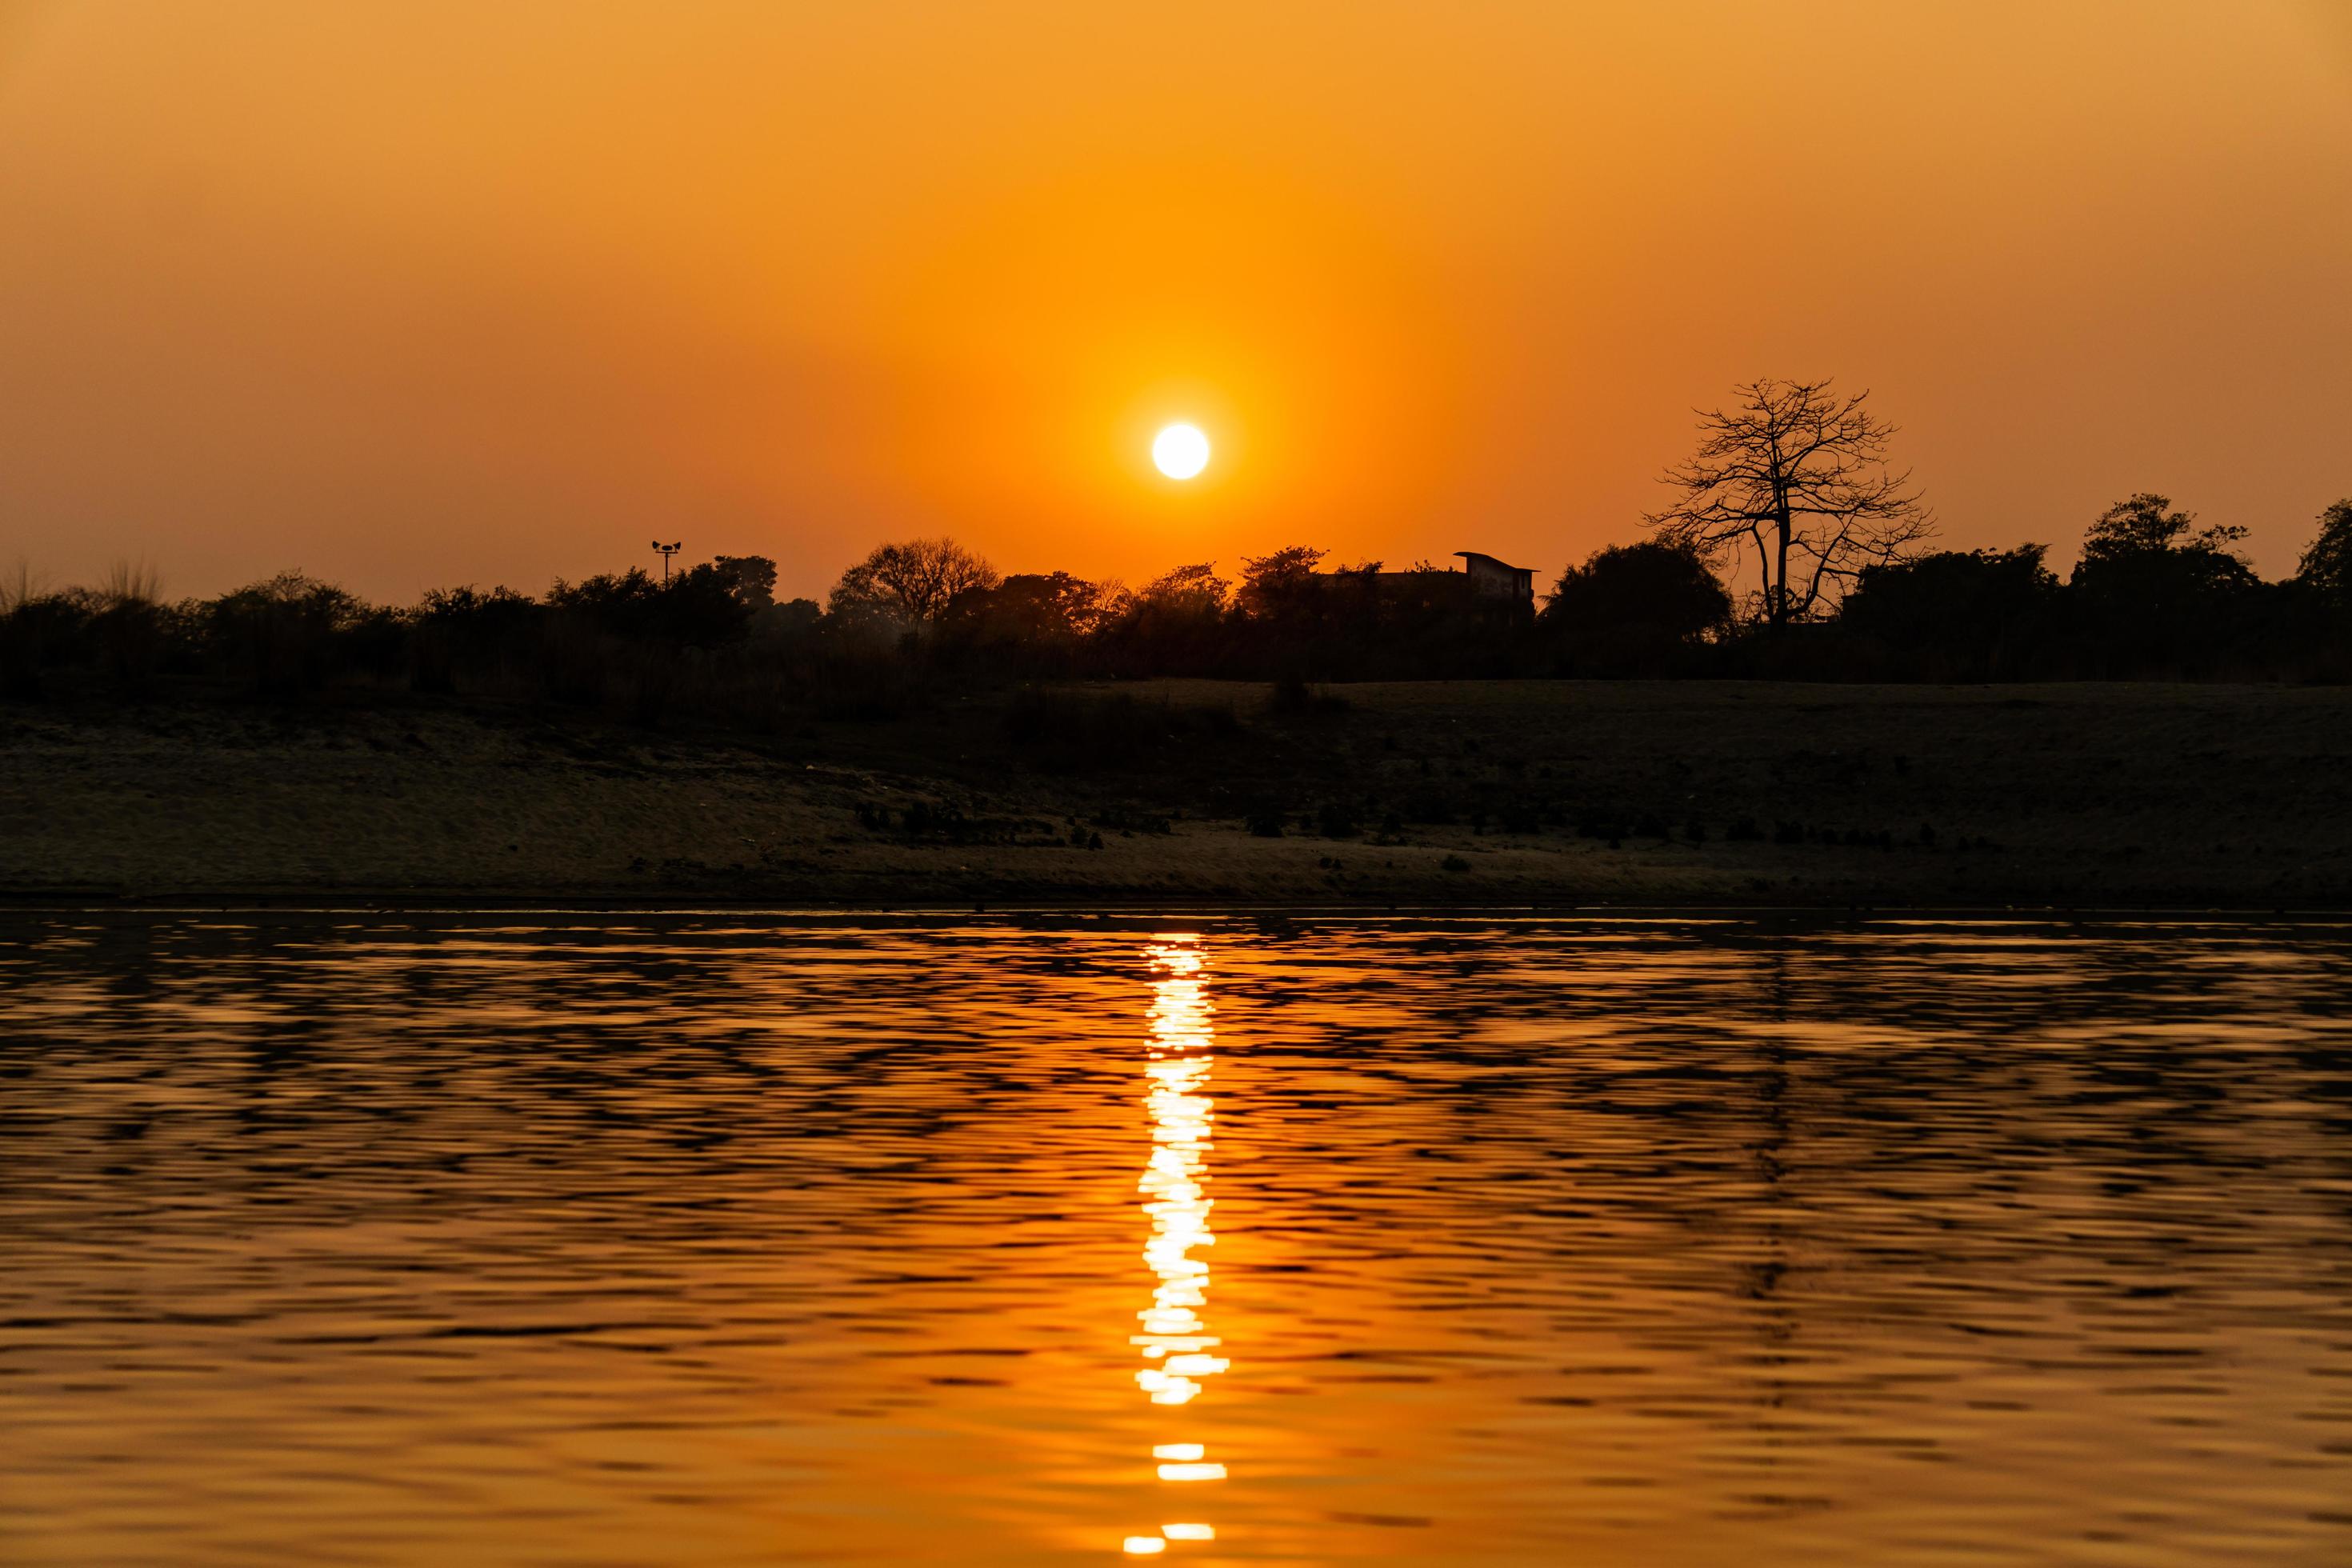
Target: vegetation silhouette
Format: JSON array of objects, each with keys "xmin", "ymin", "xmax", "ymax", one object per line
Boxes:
[
  {"xmin": 1541, "ymin": 542, "xmax": 1731, "ymax": 674},
  {"xmin": 8, "ymin": 493, "xmax": 2349, "ymax": 721},
  {"xmin": 6, "ymin": 377, "xmax": 2348, "ymax": 716},
  {"xmin": 1645, "ymin": 378, "xmax": 1934, "ymax": 628}
]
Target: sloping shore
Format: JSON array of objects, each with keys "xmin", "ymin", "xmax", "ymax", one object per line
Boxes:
[{"xmin": 5, "ymin": 680, "xmax": 2349, "ymax": 907}]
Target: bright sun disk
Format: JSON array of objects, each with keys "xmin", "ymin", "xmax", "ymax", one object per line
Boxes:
[{"xmin": 1153, "ymin": 424, "xmax": 1210, "ymax": 480}]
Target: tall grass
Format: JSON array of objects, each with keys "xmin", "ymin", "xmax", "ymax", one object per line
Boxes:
[
  {"xmin": 0, "ymin": 559, "xmax": 39, "ymax": 615},
  {"xmin": 93, "ymin": 559, "xmax": 166, "ymax": 694},
  {"xmin": 0, "ymin": 560, "xmax": 44, "ymax": 698},
  {"xmin": 95, "ymin": 558, "xmax": 163, "ymax": 609}
]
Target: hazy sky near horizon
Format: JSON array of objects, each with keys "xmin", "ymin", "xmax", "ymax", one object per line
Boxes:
[{"xmin": 2, "ymin": 0, "xmax": 2349, "ymax": 602}]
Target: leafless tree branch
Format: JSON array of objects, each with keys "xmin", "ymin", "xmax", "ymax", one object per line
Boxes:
[{"xmin": 1644, "ymin": 378, "xmax": 1934, "ymax": 626}]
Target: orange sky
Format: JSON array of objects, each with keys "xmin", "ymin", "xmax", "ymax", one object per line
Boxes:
[{"xmin": 2, "ymin": 1, "xmax": 2348, "ymax": 602}]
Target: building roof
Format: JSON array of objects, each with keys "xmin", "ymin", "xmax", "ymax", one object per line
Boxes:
[{"xmin": 1456, "ymin": 550, "xmax": 1533, "ymax": 575}]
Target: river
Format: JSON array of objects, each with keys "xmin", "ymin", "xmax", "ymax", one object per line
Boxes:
[{"xmin": 4, "ymin": 913, "xmax": 2348, "ymax": 1564}]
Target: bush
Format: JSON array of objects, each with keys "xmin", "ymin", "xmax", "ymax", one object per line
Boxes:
[
  {"xmin": 1542, "ymin": 541, "xmax": 1730, "ymax": 674},
  {"xmin": 206, "ymin": 572, "xmax": 374, "ymax": 694},
  {"xmin": 1842, "ymin": 546, "xmax": 2059, "ymax": 679}
]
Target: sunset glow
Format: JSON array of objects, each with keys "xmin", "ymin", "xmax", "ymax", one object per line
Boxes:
[{"xmin": 1, "ymin": 4, "xmax": 2345, "ymax": 596}]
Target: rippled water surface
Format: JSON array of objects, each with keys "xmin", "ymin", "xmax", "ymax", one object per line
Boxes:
[{"xmin": 4, "ymin": 913, "xmax": 2351, "ymax": 1566}]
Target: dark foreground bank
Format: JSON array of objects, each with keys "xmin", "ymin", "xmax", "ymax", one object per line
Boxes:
[{"xmin": 5, "ymin": 679, "xmax": 2348, "ymax": 906}]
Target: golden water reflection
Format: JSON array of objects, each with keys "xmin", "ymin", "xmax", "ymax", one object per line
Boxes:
[
  {"xmin": 1125, "ymin": 939, "xmax": 1223, "ymax": 1555},
  {"xmin": 12, "ymin": 916, "xmax": 2352, "ymax": 1565}
]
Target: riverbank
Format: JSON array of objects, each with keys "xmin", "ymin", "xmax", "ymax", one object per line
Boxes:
[{"xmin": 6, "ymin": 680, "xmax": 2348, "ymax": 906}]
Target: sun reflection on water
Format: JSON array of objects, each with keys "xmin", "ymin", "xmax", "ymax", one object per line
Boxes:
[{"xmin": 1123, "ymin": 939, "xmax": 1224, "ymax": 1555}]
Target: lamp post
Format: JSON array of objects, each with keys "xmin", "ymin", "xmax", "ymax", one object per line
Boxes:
[{"xmin": 652, "ymin": 541, "xmax": 682, "ymax": 582}]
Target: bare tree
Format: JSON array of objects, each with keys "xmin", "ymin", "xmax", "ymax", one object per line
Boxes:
[
  {"xmin": 1645, "ymin": 378, "xmax": 1934, "ymax": 627},
  {"xmin": 827, "ymin": 537, "xmax": 1001, "ymax": 630}
]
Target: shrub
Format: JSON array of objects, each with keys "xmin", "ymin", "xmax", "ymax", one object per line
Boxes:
[
  {"xmin": 1542, "ymin": 540, "xmax": 1730, "ymax": 674},
  {"xmin": 205, "ymin": 571, "xmax": 372, "ymax": 694}
]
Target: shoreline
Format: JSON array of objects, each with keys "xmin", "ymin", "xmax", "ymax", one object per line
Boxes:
[
  {"xmin": 9, "ymin": 678, "xmax": 2350, "ymax": 910},
  {"xmin": 4, "ymin": 893, "xmax": 2352, "ymax": 921}
]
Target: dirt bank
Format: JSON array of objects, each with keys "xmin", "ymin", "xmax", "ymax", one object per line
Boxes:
[{"xmin": 4, "ymin": 680, "xmax": 2347, "ymax": 906}]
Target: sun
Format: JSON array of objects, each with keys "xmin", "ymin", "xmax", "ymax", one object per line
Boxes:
[{"xmin": 1152, "ymin": 423, "xmax": 1210, "ymax": 480}]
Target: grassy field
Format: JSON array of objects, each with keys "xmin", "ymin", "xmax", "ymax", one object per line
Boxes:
[{"xmin": 5, "ymin": 679, "xmax": 2348, "ymax": 906}]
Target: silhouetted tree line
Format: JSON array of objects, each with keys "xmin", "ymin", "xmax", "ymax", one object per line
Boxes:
[
  {"xmin": 6, "ymin": 494, "xmax": 2349, "ymax": 722},
  {"xmin": 1830, "ymin": 494, "xmax": 2352, "ymax": 681}
]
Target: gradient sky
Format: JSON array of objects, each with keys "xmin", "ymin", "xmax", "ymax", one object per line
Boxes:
[{"xmin": 2, "ymin": 1, "xmax": 2349, "ymax": 602}]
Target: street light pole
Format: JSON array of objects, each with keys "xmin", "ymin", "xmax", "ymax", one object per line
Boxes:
[{"xmin": 652, "ymin": 541, "xmax": 682, "ymax": 582}]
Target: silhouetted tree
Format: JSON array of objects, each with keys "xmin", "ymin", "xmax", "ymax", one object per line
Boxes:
[
  {"xmin": 2293, "ymin": 498, "xmax": 2352, "ymax": 603},
  {"xmin": 1542, "ymin": 542, "xmax": 1729, "ymax": 670},
  {"xmin": 1234, "ymin": 546, "xmax": 1329, "ymax": 620},
  {"xmin": 957, "ymin": 572, "xmax": 1115, "ymax": 638},
  {"xmin": 1647, "ymin": 378, "xmax": 1934, "ymax": 627},
  {"xmin": 543, "ymin": 555, "xmax": 778, "ymax": 649},
  {"xmin": 206, "ymin": 570, "xmax": 378, "ymax": 692},
  {"xmin": 2067, "ymin": 494, "xmax": 2260, "ymax": 672},
  {"xmin": 941, "ymin": 571, "xmax": 1118, "ymax": 671},
  {"xmin": 658, "ymin": 558, "xmax": 770, "ymax": 644},
  {"xmin": 420, "ymin": 584, "xmax": 538, "ymax": 637},
  {"xmin": 1134, "ymin": 562, "xmax": 1229, "ymax": 615},
  {"xmin": 1099, "ymin": 562, "xmax": 1230, "ymax": 674},
  {"xmin": 547, "ymin": 567, "xmax": 664, "ymax": 635},
  {"xmin": 754, "ymin": 598, "xmax": 824, "ymax": 638},
  {"xmin": 1841, "ymin": 546, "xmax": 2059, "ymax": 678},
  {"xmin": 2078, "ymin": 492, "xmax": 2248, "ymax": 563},
  {"xmin": 1226, "ymin": 546, "xmax": 1421, "ymax": 677},
  {"xmin": 709, "ymin": 554, "xmax": 778, "ymax": 611},
  {"xmin": 827, "ymin": 537, "xmax": 999, "ymax": 632},
  {"xmin": 413, "ymin": 584, "xmax": 541, "ymax": 692}
]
